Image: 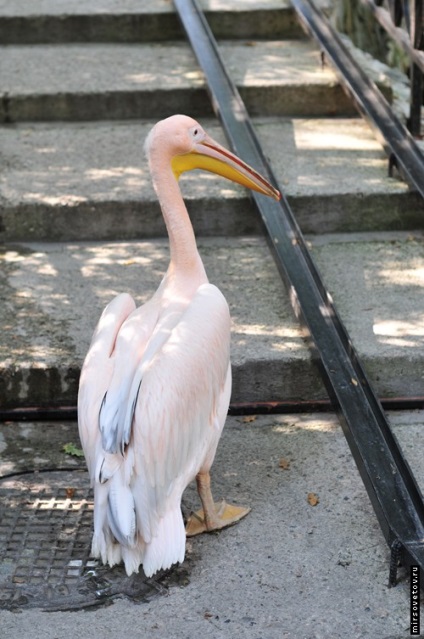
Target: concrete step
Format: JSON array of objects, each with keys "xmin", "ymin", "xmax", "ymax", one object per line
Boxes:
[
  {"xmin": 0, "ymin": 39, "xmax": 389, "ymax": 123},
  {"xmin": 2, "ymin": 117, "xmax": 420, "ymax": 242},
  {"xmin": 1, "ymin": 232, "xmax": 423, "ymax": 408},
  {"xmin": 0, "ymin": 0, "xmax": 309, "ymax": 43}
]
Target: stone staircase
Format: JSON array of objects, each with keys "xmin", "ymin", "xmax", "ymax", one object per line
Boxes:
[{"xmin": 1, "ymin": 0, "xmax": 424, "ymax": 409}]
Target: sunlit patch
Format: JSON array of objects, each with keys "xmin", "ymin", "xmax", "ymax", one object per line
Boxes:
[
  {"xmin": 232, "ymin": 323, "xmax": 303, "ymax": 352},
  {"xmin": 79, "ymin": 243, "xmax": 166, "ymax": 278},
  {"xmin": 378, "ymin": 265, "xmax": 424, "ymax": 287},
  {"xmin": 124, "ymin": 73, "xmax": 156, "ymax": 84},
  {"xmin": 236, "ymin": 41, "xmax": 335, "ymax": 86},
  {"xmin": 292, "ymin": 120, "xmax": 381, "ymax": 152},
  {"xmin": 1, "ymin": 251, "xmax": 26, "ymax": 264},
  {"xmin": 24, "ymin": 193, "xmax": 87, "ymax": 205},
  {"xmin": 373, "ymin": 319, "xmax": 424, "ymax": 347},
  {"xmin": 36, "ymin": 146, "xmax": 57, "ymax": 154},
  {"xmin": 85, "ymin": 167, "xmax": 144, "ymax": 180},
  {"xmin": 33, "ymin": 262, "xmax": 59, "ymax": 277},
  {"xmin": 182, "ymin": 70, "xmax": 204, "ymax": 84},
  {"xmin": 272, "ymin": 414, "xmax": 337, "ymax": 433}
]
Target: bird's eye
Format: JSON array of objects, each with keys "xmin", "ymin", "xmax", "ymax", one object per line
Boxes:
[{"xmin": 191, "ymin": 126, "xmax": 202, "ymax": 140}]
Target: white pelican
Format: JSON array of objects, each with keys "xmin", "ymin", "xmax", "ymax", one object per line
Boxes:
[{"xmin": 78, "ymin": 114, "xmax": 280, "ymax": 577}]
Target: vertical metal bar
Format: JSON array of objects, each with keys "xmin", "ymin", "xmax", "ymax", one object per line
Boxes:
[
  {"xmin": 174, "ymin": 0, "xmax": 424, "ymax": 581},
  {"xmin": 408, "ymin": 61, "xmax": 422, "ymax": 136},
  {"xmin": 295, "ymin": 0, "xmax": 424, "ymax": 195}
]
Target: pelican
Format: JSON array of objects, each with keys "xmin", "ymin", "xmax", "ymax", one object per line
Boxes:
[{"xmin": 78, "ymin": 114, "xmax": 280, "ymax": 577}]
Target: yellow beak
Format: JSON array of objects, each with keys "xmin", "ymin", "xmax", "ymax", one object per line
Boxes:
[{"xmin": 171, "ymin": 134, "xmax": 281, "ymax": 201}]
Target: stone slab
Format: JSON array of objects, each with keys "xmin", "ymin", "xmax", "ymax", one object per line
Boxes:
[
  {"xmin": 1, "ymin": 232, "xmax": 424, "ymax": 408},
  {"xmin": 0, "ymin": 40, "xmax": 378, "ymax": 122},
  {"xmin": 0, "ymin": 237, "xmax": 321, "ymax": 408},
  {"xmin": 1, "ymin": 117, "xmax": 420, "ymax": 242},
  {"xmin": 0, "ymin": 0, "xmax": 309, "ymax": 43},
  {"xmin": 0, "ymin": 0, "xmax": 313, "ymax": 18},
  {"xmin": 311, "ymin": 231, "xmax": 424, "ymax": 399}
]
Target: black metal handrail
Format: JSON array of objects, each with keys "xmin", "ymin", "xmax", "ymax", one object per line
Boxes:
[
  {"xmin": 363, "ymin": 0, "xmax": 423, "ymax": 135},
  {"xmin": 174, "ymin": 0, "xmax": 424, "ymax": 586},
  {"xmin": 292, "ymin": 0, "xmax": 424, "ymax": 198},
  {"xmin": 378, "ymin": 0, "xmax": 424, "ymax": 49}
]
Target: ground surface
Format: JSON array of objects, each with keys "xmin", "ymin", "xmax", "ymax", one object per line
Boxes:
[{"xmin": 0, "ymin": 412, "xmax": 421, "ymax": 638}]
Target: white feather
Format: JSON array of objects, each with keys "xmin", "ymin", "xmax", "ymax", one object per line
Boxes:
[{"xmin": 77, "ymin": 115, "xmax": 274, "ymax": 577}]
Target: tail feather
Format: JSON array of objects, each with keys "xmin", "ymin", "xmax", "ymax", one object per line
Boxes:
[
  {"xmin": 91, "ymin": 476, "xmax": 186, "ymax": 578},
  {"xmin": 91, "ymin": 528, "xmax": 122, "ymax": 568},
  {"xmin": 107, "ymin": 479, "xmax": 137, "ymax": 547},
  {"xmin": 92, "ymin": 482, "xmax": 123, "ymax": 568},
  {"xmin": 142, "ymin": 507, "xmax": 186, "ymax": 578},
  {"xmin": 122, "ymin": 544, "xmax": 145, "ymax": 576}
]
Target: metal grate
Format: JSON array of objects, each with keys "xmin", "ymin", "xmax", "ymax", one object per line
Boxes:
[{"xmin": 0, "ymin": 471, "xmax": 190, "ymax": 610}]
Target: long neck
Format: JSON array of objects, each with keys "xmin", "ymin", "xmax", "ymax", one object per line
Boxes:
[{"xmin": 149, "ymin": 156, "xmax": 205, "ymax": 277}]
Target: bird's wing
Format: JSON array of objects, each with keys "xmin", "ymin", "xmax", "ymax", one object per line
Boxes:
[
  {"xmin": 78, "ymin": 292, "xmax": 159, "ymax": 481},
  {"xmin": 131, "ymin": 283, "xmax": 231, "ymax": 542}
]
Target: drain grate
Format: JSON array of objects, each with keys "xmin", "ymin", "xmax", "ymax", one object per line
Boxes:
[{"xmin": 0, "ymin": 470, "xmax": 191, "ymax": 611}]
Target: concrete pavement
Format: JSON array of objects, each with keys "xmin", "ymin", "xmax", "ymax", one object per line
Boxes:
[{"xmin": 0, "ymin": 411, "xmax": 421, "ymax": 637}]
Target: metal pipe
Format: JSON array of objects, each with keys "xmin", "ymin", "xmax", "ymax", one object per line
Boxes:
[
  {"xmin": 174, "ymin": 0, "xmax": 424, "ymax": 584},
  {"xmin": 2, "ymin": 397, "xmax": 424, "ymax": 422}
]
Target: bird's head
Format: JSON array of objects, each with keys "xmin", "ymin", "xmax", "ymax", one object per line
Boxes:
[{"xmin": 145, "ymin": 114, "xmax": 281, "ymax": 201}]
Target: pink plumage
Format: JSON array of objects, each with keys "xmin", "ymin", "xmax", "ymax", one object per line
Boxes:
[{"xmin": 78, "ymin": 115, "xmax": 278, "ymax": 576}]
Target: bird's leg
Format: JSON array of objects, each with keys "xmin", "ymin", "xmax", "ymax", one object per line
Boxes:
[{"xmin": 185, "ymin": 471, "xmax": 250, "ymax": 537}]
